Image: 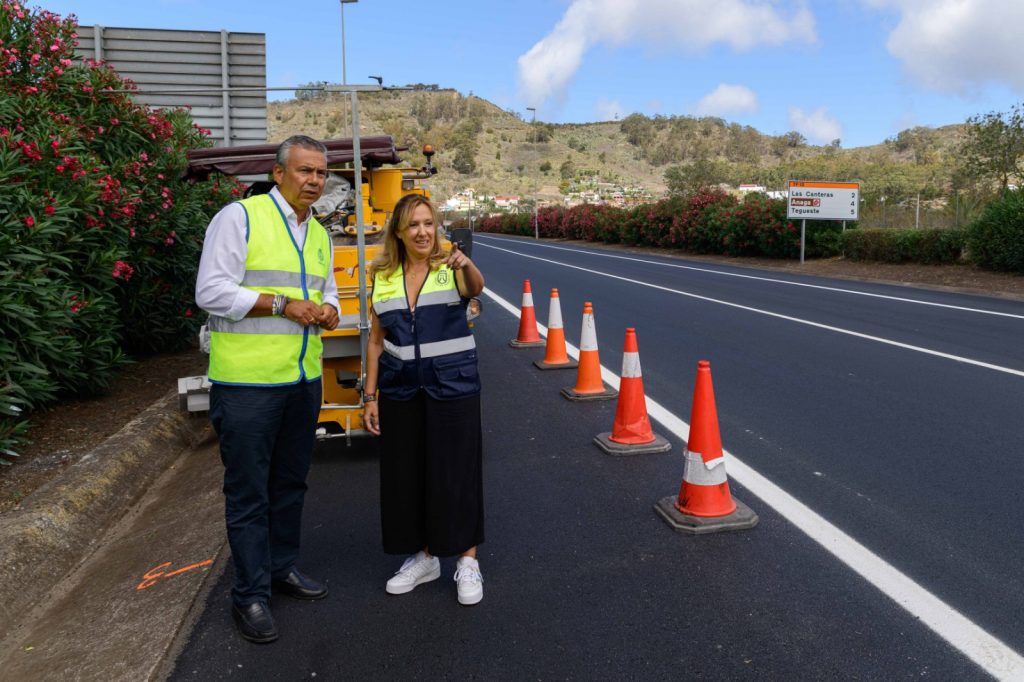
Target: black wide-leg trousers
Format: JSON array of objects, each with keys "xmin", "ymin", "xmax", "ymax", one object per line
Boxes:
[{"xmin": 378, "ymin": 391, "xmax": 484, "ymax": 557}]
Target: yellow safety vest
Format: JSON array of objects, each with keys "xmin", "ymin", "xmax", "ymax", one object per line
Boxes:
[
  {"xmin": 371, "ymin": 263, "xmax": 478, "ymax": 400},
  {"xmin": 208, "ymin": 193, "xmax": 332, "ymax": 386}
]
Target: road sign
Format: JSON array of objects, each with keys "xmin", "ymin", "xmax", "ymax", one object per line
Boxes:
[{"xmin": 787, "ymin": 180, "xmax": 860, "ymax": 221}]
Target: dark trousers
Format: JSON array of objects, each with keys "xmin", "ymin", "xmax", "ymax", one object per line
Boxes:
[
  {"xmin": 210, "ymin": 379, "xmax": 321, "ymax": 606},
  {"xmin": 379, "ymin": 391, "xmax": 484, "ymax": 557}
]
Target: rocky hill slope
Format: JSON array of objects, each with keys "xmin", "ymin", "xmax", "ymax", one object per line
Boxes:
[{"xmin": 267, "ymin": 88, "xmax": 966, "ymax": 204}]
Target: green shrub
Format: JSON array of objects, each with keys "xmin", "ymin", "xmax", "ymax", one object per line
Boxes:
[
  {"xmin": 805, "ymin": 222, "xmax": 846, "ymax": 259},
  {"xmin": 841, "ymin": 228, "xmax": 965, "ymax": 264},
  {"xmin": 0, "ymin": 3, "xmax": 239, "ymax": 460},
  {"xmin": 967, "ymin": 190, "xmax": 1024, "ymax": 273},
  {"xmin": 722, "ymin": 194, "xmax": 797, "ymax": 258}
]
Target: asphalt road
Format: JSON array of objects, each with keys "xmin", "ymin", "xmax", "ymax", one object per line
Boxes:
[{"xmin": 170, "ymin": 236, "xmax": 1023, "ymax": 680}]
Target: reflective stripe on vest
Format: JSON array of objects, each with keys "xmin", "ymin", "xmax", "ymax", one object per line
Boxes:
[
  {"xmin": 207, "ymin": 193, "xmax": 331, "ymax": 386},
  {"xmin": 242, "ymin": 269, "xmax": 328, "ymax": 291},
  {"xmin": 371, "ymin": 263, "xmax": 479, "ymax": 400},
  {"xmin": 383, "ymin": 334, "xmax": 475, "ymax": 361}
]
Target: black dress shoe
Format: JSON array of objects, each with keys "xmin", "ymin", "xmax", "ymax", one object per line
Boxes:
[
  {"xmin": 272, "ymin": 568, "xmax": 329, "ymax": 600},
  {"xmin": 231, "ymin": 601, "xmax": 278, "ymax": 643}
]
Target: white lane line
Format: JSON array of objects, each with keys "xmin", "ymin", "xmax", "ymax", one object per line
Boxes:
[
  {"xmin": 475, "ymin": 235, "xmax": 1024, "ymax": 320},
  {"xmin": 482, "ymin": 285, "xmax": 1024, "ymax": 680},
  {"xmin": 477, "ymin": 242, "xmax": 1024, "ymax": 379}
]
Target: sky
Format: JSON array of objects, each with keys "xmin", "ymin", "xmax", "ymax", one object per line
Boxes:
[{"xmin": 41, "ymin": 0, "xmax": 1024, "ymax": 148}]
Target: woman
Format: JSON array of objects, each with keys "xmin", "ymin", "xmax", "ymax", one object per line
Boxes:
[{"xmin": 363, "ymin": 194, "xmax": 487, "ymax": 605}]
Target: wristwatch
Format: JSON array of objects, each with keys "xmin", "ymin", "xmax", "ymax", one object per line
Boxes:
[{"xmin": 363, "ymin": 393, "xmax": 377, "ymax": 403}]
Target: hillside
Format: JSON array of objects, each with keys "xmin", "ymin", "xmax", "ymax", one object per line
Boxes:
[{"xmin": 266, "ymin": 88, "xmax": 967, "ymax": 205}]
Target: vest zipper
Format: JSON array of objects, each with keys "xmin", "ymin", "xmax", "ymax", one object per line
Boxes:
[{"xmin": 404, "ymin": 263, "xmax": 430, "ymax": 390}]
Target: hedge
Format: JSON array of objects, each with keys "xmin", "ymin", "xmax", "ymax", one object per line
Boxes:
[
  {"xmin": 0, "ymin": 3, "xmax": 241, "ymax": 462},
  {"xmin": 840, "ymin": 228, "xmax": 966, "ymax": 264},
  {"xmin": 967, "ymin": 189, "xmax": 1024, "ymax": 273}
]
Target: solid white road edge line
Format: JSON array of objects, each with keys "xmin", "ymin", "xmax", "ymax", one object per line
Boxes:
[
  {"xmin": 483, "ymin": 285, "xmax": 1024, "ymax": 680},
  {"xmin": 477, "ymin": 242, "xmax": 1024, "ymax": 379},
  {"xmin": 475, "ymin": 235, "xmax": 1024, "ymax": 320}
]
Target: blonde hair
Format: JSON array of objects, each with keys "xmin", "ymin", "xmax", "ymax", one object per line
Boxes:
[{"xmin": 369, "ymin": 194, "xmax": 445, "ymax": 279}]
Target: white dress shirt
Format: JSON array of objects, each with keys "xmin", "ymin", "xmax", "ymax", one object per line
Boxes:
[{"xmin": 196, "ymin": 186, "xmax": 339, "ymax": 321}]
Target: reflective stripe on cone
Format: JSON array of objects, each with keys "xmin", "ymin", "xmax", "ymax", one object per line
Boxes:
[
  {"xmin": 535, "ymin": 288, "xmax": 577, "ymax": 370},
  {"xmin": 654, "ymin": 359, "xmax": 758, "ymax": 534},
  {"xmin": 593, "ymin": 328, "xmax": 670, "ymax": 455},
  {"xmin": 510, "ymin": 279, "xmax": 545, "ymax": 348},
  {"xmin": 561, "ymin": 302, "xmax": 616, "ymax": 400}
]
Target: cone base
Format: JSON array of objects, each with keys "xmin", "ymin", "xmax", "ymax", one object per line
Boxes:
[
  {"xmin": 533, "ymin": 358, "xmax": 579, "ymax": 370},
  {"xmin": 560, "ymin": 386, "xmax": 618, "ymax": 402},
  {"xmin": 509, "ymin": 338, "xmax": 546, "ymax": 348},
  {"xmin": 593, "ymin": 432, "xmax": 671, "ymax": 456},
  {"xmin": 654, "ymin": 495, "xmax": 758, "ymax": 535}
]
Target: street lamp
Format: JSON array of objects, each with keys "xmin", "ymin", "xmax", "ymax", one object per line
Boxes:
[
  {"xmin": 340, "ymin": 0, "xmax": 358, "ymax": 85},
  {"xmin": 339, "ymin": 0, "xmax": 358, "ymax": 139},
  {"xmin": 526, "ymin": 106, "xmax": 535, "ymax": 143}
]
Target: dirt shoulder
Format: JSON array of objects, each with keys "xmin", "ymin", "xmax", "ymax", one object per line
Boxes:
[{"xmin": 0, "ymin": 349, "xmax": 207, "ymax": 514}]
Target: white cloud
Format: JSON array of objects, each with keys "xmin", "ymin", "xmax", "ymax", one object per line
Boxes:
[
  {"xmin": 518, "ymin": 0, "xmax": 816, "ymax": 106},
  {"xmin": 868, "ymin": 0, "xmax": 1024, "ymax": 94},
  {"xmin": 692, "ymin": 84, "xmax": 759, "ymax": 116},
  {"xmin": 594, "ymin": 97, "xmax": 625, "ymax": 121},
  {"xmin": 788, "ymin": 106, "xmax": 843, "ymax": 144}
]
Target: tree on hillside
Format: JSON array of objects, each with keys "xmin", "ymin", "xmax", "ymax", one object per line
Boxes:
[
  {"xmin": 891, "ymin": 127, "xmax": 939, "ymax": 165},
  {"xmin": 620, "ymin": 113, "xmax": 654, "ymax": 147},
  {"xmin": 664, "ymin": 159, "xmax": 729, "ymax": 197},
  {"xmin": 451, "ymin": 142, "xmax": 477, "ymax": 174},
  {"xmin": 531, "ymin": 122, "xmax": 555, "ymax": 143},
  {"xmin": 295, "ymin": 81, "xmax": 328, "ymax": 100},
  {"xmin": 560, "ymin": 157, "xmax": 576, "ymax": 180},
  {"xmin": 783, "ymin": 131, "xmax": 807, "ymax": 147},
  {"xmin": 960, "ymin": 103, "xmax": 1024, "ymax": 191}
]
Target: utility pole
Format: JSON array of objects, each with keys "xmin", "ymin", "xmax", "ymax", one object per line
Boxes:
[
  {"xmin": 340, "ymin": 0, "xmax": 358, "ymax": 137},
  {"xmin": 526, "ymin": 107, "xmax": 536, "ymax": 143}
]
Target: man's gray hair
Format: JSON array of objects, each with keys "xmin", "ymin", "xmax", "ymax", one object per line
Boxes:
[{"xmin": 275, "ymin": 135, "xmax": 328, "ymax": 167}]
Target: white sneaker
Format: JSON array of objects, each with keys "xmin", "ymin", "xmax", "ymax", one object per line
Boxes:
[
  {"xmin": 385, "ymin": 552, "xmax": 441, "ymax": 595},
  {"xmin": 454, "ymin": 557, "xmax": 483, "ymax": 606}
]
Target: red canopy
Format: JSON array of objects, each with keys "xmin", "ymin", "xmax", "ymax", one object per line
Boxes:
[{"xmin": 185, "ymin": 136, "xmax": 406, "ymax": 180}]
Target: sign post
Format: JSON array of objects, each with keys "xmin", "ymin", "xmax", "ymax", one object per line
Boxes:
[{"xmin": 787, "ymin": 180, "xmax": 860, "ymax": 264}]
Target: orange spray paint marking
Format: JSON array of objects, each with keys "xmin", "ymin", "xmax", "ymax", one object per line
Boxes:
[{"xmin": 136, "ymin": 559, "xmax": 213, "ymax": 591}]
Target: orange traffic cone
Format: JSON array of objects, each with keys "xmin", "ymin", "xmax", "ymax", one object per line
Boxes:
[
  {"xmin": 593, "ymin": 328, "xmax": 670, "ymax": 455},
  {"xmin": 561, "ymin": 302, "xmax": 616, "ymax": 401},
  {"xmin": 509, "ymin": 279, "xmax": 545, "ymax": 348},
  {"xmin": 654, "ymin": 360, "xmax": 758, "ymax": 534},
  {"xmin": 534, "ymin": 289, "xmax": 578, "ymax": 370}
]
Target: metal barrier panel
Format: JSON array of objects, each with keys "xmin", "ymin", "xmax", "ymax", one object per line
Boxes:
[{"xmin": 74, "ymin": 25, "xmax": 267, "ymax": 147}]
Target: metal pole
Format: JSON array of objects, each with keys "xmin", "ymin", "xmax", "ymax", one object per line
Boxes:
[
  {"xmin": 351, "ymin": 91, "xmax": 369, "ymax": 393},
  {"xmin": 340, "ymin": 2, "xmax": 348, "ymax": 85},
  {"xmin": 800, "ymin": 219, "xmax": 806, "ymax": 264},
  {"xmin": 534, "ymin": 203, "xmax": 539, "ymax": 239},
  {"xmin": 220, "ymin": 30, "xmax": 231, "ymax": 148},
  {"xmin": 915, "ymin": 193, "xmax": 920, "ymax": 229},
  {"xmin": 93, "ymin": 25, "xmax": 103, "ymax": 61}
]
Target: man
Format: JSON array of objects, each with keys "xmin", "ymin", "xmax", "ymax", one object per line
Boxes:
[{"xmin": 196, "ymin": 135, "xmax": 339, "ymax": 643}]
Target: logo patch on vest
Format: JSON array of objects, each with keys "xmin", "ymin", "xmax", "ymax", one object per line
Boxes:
[
  {"xmin": 317, "ymin": 247, "xmax": 325, "ymax": 265},
  {"xmin": 436, "ymin": 269, "xmax": 449, "ymax": 285}
]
